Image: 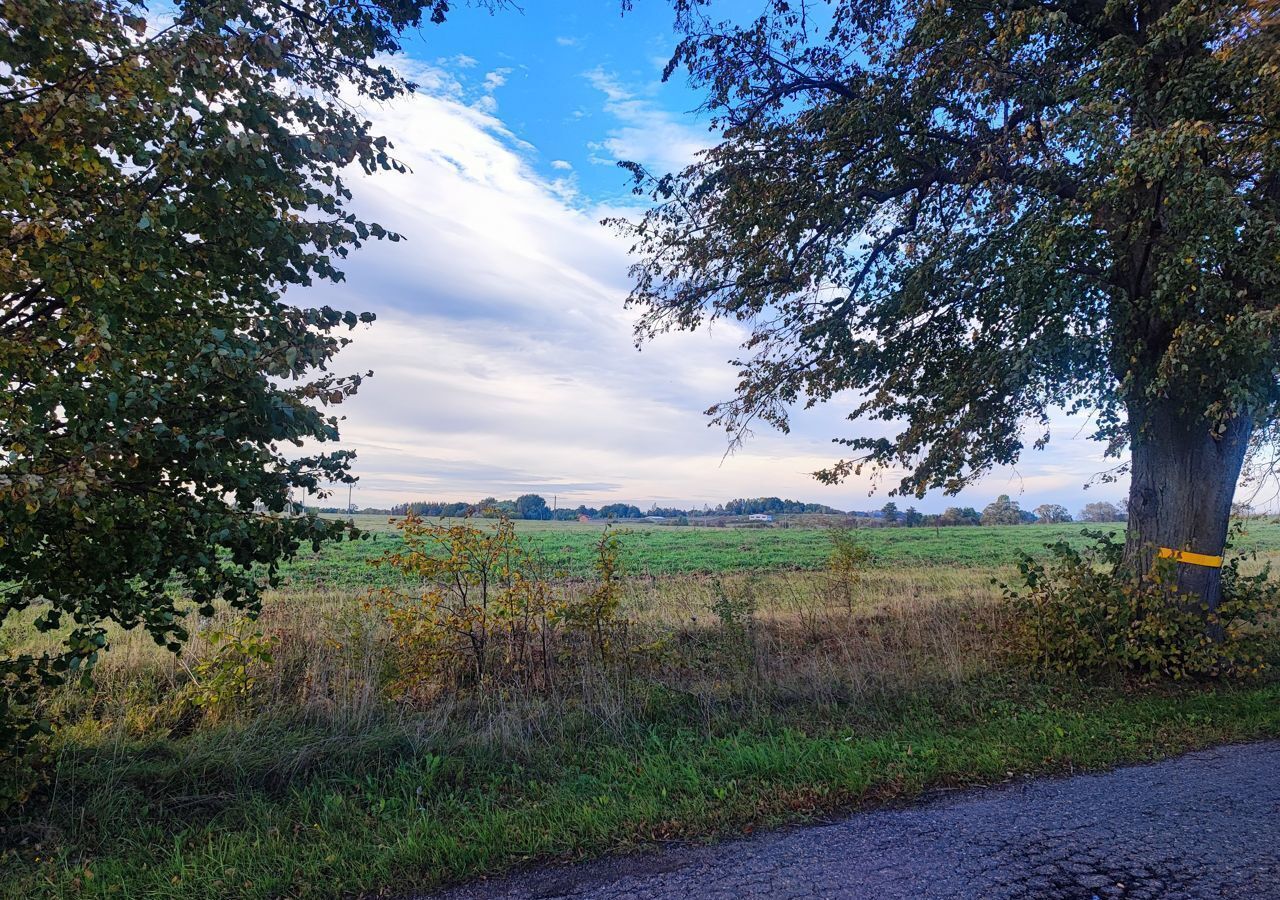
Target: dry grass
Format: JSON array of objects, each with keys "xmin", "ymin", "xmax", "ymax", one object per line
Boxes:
[
  {"xmin": 4, "ymin": 562, "xmax": 1014, "ymax": 759},
  {"xmin": 16, "ymin": 549, "xmax": 1276, "ymax": 753},
  {"xmin": 7, "ymin": 550, "xmax": 1280, "ymax": 900}
]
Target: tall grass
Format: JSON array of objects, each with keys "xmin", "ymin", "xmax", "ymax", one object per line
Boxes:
[{"xmin": 7, "ymin": 562, "xmax": 1009, "ymax": 750}]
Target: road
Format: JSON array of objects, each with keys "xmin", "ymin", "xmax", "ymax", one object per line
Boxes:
[{"xmin": 424, "ymin": 741, "xmax": 1280, "ymax": 900}]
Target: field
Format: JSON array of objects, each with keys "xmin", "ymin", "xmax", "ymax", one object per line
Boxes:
[
  {"xmin": 3, "ymin": 519, "xmax": 1280, "ymax": 899},
  {"xmin": 280, "ymin": 515, "xmax": 1280, "ymax": 587}
]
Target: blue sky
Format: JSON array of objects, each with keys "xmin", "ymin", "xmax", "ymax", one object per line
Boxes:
[
  {"xmin": 303, "ymin": 2, "xmax": 1133, "ymax": 515},
  {"xmin": 397, "ymin": 1, "xmax": 712, "ymax": 202}
]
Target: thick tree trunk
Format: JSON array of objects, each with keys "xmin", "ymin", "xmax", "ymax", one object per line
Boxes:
[{"xmin": 1124, "ymin": 404, "xmax": 1252, "ymax": 612}]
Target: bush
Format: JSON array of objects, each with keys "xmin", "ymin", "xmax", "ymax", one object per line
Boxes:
[
  {"xmin": 707, "ymin": 576, "xmax": 759, "ymax": 677},
  {"xmin": 369, "ymin": 517, "xmax": 641, "ymax": 706},
  {"xmin": 824, "ymin": 525, "xmax": 875, "ymax": 612},
  {"xmin": 183, "ymin": 619, "xmax": 278, "ymax": 721},
  {"xmin": 558, "ymin": 526, "xmax": 628, "ymax": 662},
  {"xmin": 369, "ymin": 515, "xmax": 561, "ymax": 701},
  {"xmin": 1006, "ymin": 531, "xmax": 1278, "ymax": 680}
]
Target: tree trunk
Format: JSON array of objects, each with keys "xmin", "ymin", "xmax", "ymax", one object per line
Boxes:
[{"xmin": 1124, "ymin": 403, "xmax": 1252, "ymax": 612}]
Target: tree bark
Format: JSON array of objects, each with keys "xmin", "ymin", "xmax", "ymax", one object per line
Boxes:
[{"xmin": 1124, "ymin": 403, "xmax": 1252, "ymax": 612}]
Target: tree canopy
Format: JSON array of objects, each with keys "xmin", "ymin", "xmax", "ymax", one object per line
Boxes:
[
  {"xmin": 981, "ymin": 494, "xmax": 1024, "ymax": 526},
  {"xmin": 1034, "ymin": 503, "xmax": 1074, "ymax": 524},
  {"xmin": 1081, "ymin": 500, "xmax": 1127, "ymax": 522},
  {"xmin": 619, "ymin": 0, "xmax": 1279, "ymax": 603},
  {"xmin": 515, "ymin": 494, "xmax": 551, "ymax": 520},
  {"xmin": 0, "ymin": 0, "xmax": 469, "ymax": 743}
]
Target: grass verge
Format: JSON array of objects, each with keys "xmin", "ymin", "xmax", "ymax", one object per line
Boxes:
[{"xmin": 3, "ymin": 677, "xmax": 1279, "ymax": 899}]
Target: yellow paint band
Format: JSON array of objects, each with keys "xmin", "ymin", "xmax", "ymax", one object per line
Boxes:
[{"xmin": 1158, "ymin": 547, "xmax": 1223, "ymax": 569}]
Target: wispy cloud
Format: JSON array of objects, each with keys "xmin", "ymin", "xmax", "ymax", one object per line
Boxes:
[
  {"xmin": 471, "ymin": 67, "xmax": 512, "ymax": 114},
  {"xmin": 583, "ymin": 67, "xmax": 713, "ymax": 176},
  {"xmin": 437, "ymin": 53, "xmax": 478, "ymax": 69}
]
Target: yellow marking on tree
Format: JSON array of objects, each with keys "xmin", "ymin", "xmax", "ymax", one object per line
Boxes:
[{"xmin": 1158, "ymin": 547, "xmax": 1223, "ymax": 568}]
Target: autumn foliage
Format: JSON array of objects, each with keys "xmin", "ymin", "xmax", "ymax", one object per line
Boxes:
[{"xmin": 368, "ymin": 516, "xmax": 630, "ymax": 702}]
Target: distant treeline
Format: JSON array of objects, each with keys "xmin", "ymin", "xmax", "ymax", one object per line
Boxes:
[
  {"xmin": 314, "ymin": 494, "xmax": 1130, "ymax": 525},
  {"xmin": 369, "ymin": 495, "xmax": 847, "ymax": 521}
]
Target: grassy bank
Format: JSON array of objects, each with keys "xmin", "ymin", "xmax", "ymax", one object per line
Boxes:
[{"xmin": 4, "ymin": 680, "xmax": 1279, "ymax": 899}]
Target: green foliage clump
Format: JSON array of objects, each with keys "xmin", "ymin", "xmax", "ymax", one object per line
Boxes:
[
  {"xmin": 185, "ymin": 621, "xmax": 278, "ymax": 721},
  {"xmin": 560, "ymin": 526, "xmax": 629, "ymax": 661},
  {"xmin": 1007, "ymin": 532, "xmax": 1279, "ymax": 680}
]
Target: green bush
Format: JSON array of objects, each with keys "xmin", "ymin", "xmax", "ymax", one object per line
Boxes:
[
  {"xmin": 184, "ymin": 620, "xmax": 278, "ymax": 720},
  {"xmin": 1006, "ymin": 531, "xmax": 1278, "ymax": 680}
]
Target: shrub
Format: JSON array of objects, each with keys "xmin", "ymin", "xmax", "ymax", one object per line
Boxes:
[
  {"xmin": 558, "ymin": 526, "xmax": 628, "ymax": 662},
  {"xmin": 1006, "ymin": 531, "xmax": 1278, "ymax": 680},
  {"xmin": 825, "ymin": 525, "xmax": 875, "ymax": 612},
  {"xmin": 369, "ymin": 515, "xmax": 562, "ymax": 701},
  {"xmin": 707, "ymin": 575, "xmax": 759, "ymax": 677},
  {"xmin": 184, "ymin": 619, "xmax": 278, "ymax": 720}
]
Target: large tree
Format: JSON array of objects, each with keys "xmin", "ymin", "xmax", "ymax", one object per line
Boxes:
[
  {"xmin": 619, "ymin": 0, "xmax": 1279, "ymax": 610},
  {"xmin": 515, "ymin": 493, "xmax": 551, "ymax": 520},
  {"xmin": 0, "ymin": 0, "xmax": 471, "ymax": 743},
  {"xmin": 1033, "ymin": 503, "xmax": 1073, "ymax": 524},
  {"xmin": 981, "ymin": 494, "xmax": 1024, "ymax": 526}
]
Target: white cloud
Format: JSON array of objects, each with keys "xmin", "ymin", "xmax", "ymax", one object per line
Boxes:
[
  {"xmin": 482, "ymin": 68, "xmax": 510, "ymax": 91},
  {"xmin": 550, "ymin": 159, "xmax": 574, "ymax": 171},
  {"xmin": 298, "ymin": 57, "xmax": 1127, "ymax": 513},
  {"xmin": 438, "ymin": 53, "xmax": 478, "ymax": 69},
  {"xmin": 583, "ymin": 67, "xmax": 714, "ymax": 176},
  {"xmin": 555, "ymin": 36, "xmax": 581, "ymax": 47},
  {"xmin": 471, "ymin": 67, "xmax": 512, "ymax": 114}
]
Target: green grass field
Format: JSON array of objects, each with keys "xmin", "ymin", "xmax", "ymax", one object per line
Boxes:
[{"xmin": 281, "ymin": 516, "xmax": 1280, "ymax": 588}]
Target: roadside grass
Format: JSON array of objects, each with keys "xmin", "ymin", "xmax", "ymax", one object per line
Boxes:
[
  {"xmin": 4, "ymin": 679, "xmax": 1280, "ymax": 899},
  {"xmin": 5, "ymin": 525, "xmax": 1280, "ymax": 899}
]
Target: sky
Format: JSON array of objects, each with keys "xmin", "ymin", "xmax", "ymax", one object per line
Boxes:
[{"xmin": 303, "ymin": 0, "xmax": 1132, "ymax": 515}]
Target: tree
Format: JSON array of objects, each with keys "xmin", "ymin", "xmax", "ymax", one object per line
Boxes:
[
  {"xmin": 620, "ymin": 0, "xmax": 1279, "ymax": 612},
  {"xmin": 0, "ymin": 0, "xmax": 472, "ymax": 743},
  {"xmin": 903, "ymin": 506, "xmax": 923, "ymax": 527},
  {"xmin": 599, "ymin": 503, "xmax": 643, "ymax": 519},
  {"xmin": 1080, "ymin": 501, "xmax": 1126, "ymax": 523},
  {"xmin": 1033, "ymin": 504, "xmax": 1073, "ymax": 525},
  {"xmin": 939, "ymin": 506, "xmax": 980, "ymax": 526},
  {"xmin": 880, "ymin": 501, "xmax": 899, "ymax": 524},
  {"xmin": 515, "ymin": 494, "xmax": 550, "ymax": 520},
  {"xmin": 981, "ymin": 495, "xmax": 1024, "ymax": 526},
  {"xmin": 1231, "ymin": 501, "xmax": 1258, "ymax": 519}
]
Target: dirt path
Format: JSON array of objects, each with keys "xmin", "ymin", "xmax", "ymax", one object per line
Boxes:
[{"xmin": 423, "ymin": 741, "xmax": 1280, "ymax": 899}]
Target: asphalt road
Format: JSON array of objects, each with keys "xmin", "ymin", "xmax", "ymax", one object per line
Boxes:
[{"xmin": 424, "ymin": 740, "xmax": 1280, "ymax": 900}]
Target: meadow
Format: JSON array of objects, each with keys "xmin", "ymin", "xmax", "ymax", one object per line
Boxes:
[
  {"xmin": 3, "ymin": 519, "xmax": 1280, "ymax": 899},
  {"xmin": 278, "ymin": 515, "xmax": 1280, "ymax": 587}
]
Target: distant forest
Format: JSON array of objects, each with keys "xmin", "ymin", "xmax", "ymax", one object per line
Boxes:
[
  {"xmin": 375, "ymin": 495, "xmax": 847, "ymax": 521},
  {"xmin": 317, "ymin": 494, "xmax": 1131, "ymax": 526}
]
